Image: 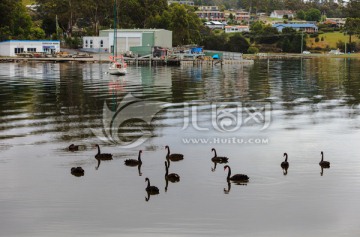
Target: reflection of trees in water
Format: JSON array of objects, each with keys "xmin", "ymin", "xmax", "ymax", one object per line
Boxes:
[{"xmin": 2, "ymin": 60, "xmax": 360, "ymax": 144}]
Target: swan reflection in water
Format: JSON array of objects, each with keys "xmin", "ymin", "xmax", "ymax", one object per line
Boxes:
[
  {"xmin": 320, "ymin": 166, "xmax": 330, "ymax": 176},
  {"xmin": 165, "ymin": 161, "xmax": 180, "ymax": 192},
  {"xmin": 145, "ymin": 177, "xmax": 159, "ymax": 202},
  {"xmin": 223, "ymin": 180, "xmax": 247, "ymax": 194},
  {"xmin": 282, "ymin": 166, "xmax": 289, "ymax": 176},
  {"xmin": 124, "ymin": 150, "xmax": 143, "ymax": 176}
]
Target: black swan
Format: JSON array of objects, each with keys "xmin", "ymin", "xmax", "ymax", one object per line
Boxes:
[
  {"xmin": 94, "ymin": 144, "xmax": 113, "ymax": 160},
  {"xmin": 281, "ymin": 153, "xmax": 289, "ymax": 169},
  {"xmin": 68, "ymin": 144, "xmax": 79, "ymax": 151},
  {"xmin": 145, "ymin": 177, "xmax": 159, "ymax": 195},
  {"xmin": 165, "ymin": 161, "xmax": 180, "ymax": 182},
  {"xmin": 165, "ymin": 145, "xmax": 184, "ymax": 161},
  {"xmin": 125, "ymin": 150, "xmax": 142, "ymax": 166},
  {"xmin": 224, "ymin": 165, "xmax": 249, "ymax": 182},
  {"xmin": 319, "ymin": 151, "xmax": 330, "ymax": 168},
  {"xmin": 211, "ymin": 148, "xmax": 229, "ymax": 163},
  {"xmin": 71, "ymin": 167, "xmax": 84, "ymax": 176}
]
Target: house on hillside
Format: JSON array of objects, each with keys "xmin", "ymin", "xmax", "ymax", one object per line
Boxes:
[
  {"xmin": 235, "ymin": 10, "xmax": 250, "ymax": 23},
  {"xmin": 272, "ymin": 23, "xmax": 318, "ymax": 33},
  {"xmin": 225, "ymin": 25, "xmax": 250, "ymax": 33},
  {"xmin": 195, "ymin": 6, "xmax": 225, "ymax": 21},
  {"xmin": 204, "ymin": 21, "xmax": 226, "ymax": 30},
  {"xmin": 270, "ymin": 10, "xmax": 295, "ymax": 19},
  {"xmin": 326, "ymin": 18, "xmax": 346, "ymax": 27},
  {"xmin": 167, "ymin": 1, "xmax": 194, "ymax": 6}
]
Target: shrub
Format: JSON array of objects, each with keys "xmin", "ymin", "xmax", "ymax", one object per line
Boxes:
[
  {"xmin": 315, "ymin": 37, "xmax": 320, "ymax": 42},
  {"xmin": 247, "ymin": 46, "xmax": 259, "ymax": 54}
]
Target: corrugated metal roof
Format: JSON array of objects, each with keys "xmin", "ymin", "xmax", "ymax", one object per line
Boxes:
[{"xmin": 272, "ymin": 23, "xmax": 317, "ymax": 28}]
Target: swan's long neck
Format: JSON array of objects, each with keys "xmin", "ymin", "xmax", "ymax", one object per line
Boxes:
[
  {"xmin": 138, "ymin": 151, "xmax": 142, "ymax": 162},
  {"xmin": 146, "ymin": 179, "xmax": 150, "ymax": 188},
  {"xmin": 97, "ymin": 145, "xmax": 101, "ymax": 155},
  {"xmin": 321, "ymin": 153, "xmax": 324, "ymax": 162},
  {"xmin": 285, "ymin": 154, "xmax": 288, "ymax": 162},
  {"xmin": 166, "ymin": 147, "xmax": 170, "ymax": 156},
  {"xmin": 227, "ymin": 167, "xmax": 231, "ymax": 179},
  {"xmin": 214, "ymin": 149, "xmax": 217, "ymax": 157}
]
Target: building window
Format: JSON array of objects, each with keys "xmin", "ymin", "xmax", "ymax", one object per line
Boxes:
[
  {"xmin": 100, "ymin": 40, "xmax": 103, "ymax": 48},
  {"xmin": 90, "ymin": 40, "xmax": 93, "ymax": 48},
  {"xmin": 27, "ymin": 48, "xmax": 36, "ymax": 52},
  {"xmin": 14, "ymin": 48, "xmax": 24, "ymax": 54},
  {"xmin": 85, "ymin": 40, "xmax": 88, "ymax": 48}
]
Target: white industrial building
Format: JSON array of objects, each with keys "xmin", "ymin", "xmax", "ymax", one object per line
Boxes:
[
  {"xmin": 0, "ymin": 40, "xmax": 60, "ymax": 57},
  {"xmin": 82, "ymin": 29, "xmax": 172, "ymax": 55}
]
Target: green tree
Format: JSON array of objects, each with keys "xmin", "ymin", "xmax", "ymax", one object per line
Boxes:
[
  {"xmin": 344, "ymin": 0, "xmax": 360, "ymax": 18},
  {"xmin": 227, "ymin": 33, "xmax": 250, "ymax": 53},
  {"xmin": 344, "ymin": 18, "xmax": 360, "ymax": 46},
  {"xmin": 149, "ymin": 4, "xmax": 202, "ymax": 46},
  {"xmin": 296, "ymin": 10, "xmax": 305, "ymax": 20},
  {"xmin": 305, "ymin": 8, "xmax": 321, "ymax": 22},
  {"xmin": 202, "ymin": 33, "xmax": 228, "ymax": 51},
  {"xmin": 0, "ymin": 0, "xmax": 43, "ymax": 40},
  {"xmin": 36, "ymin": 0, "xmax": 82, "ymax": 37},
  {"xmin": 257, "ymin": 25, "xmax": 280, "ymax": 44}
]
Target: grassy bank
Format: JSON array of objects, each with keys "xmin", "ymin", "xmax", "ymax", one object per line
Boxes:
[{"xmin": 307, "ymin": 32, "xmax": 359, "ymax": 50}]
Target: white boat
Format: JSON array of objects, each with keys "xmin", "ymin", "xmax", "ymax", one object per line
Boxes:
[
  {"xmin": 108, "ymin": 55, "xmax": 127, "ymax": 75},
  {"xmin": 108, "ymin": 0, "xmax": 127, "ymax": 76}
]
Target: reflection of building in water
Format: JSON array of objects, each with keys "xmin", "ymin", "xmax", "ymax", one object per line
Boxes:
[
  {"xmin": 203, "ymin": 65, "xmax": 250, "ymax": 100},
  {"xmin": 82, "ymin": 63, "xmax": 104, "ymax": 81},
  {"xmin": 8, "ymin": 63, "xmax": 60, "ymax": 79}
]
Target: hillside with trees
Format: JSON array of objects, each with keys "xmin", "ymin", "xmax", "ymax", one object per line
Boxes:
[{"xmin": 1, "ymin": 0, "xmax": 360, "ymax": 53}]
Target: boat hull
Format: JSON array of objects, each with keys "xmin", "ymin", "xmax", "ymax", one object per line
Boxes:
[
  {"xmin": 108, "ymin": 61, "xmax": 127, "ymax": 75},
  {"xmin": 108, "ymin": 67, "xmax": 127, "ymax": 75}
]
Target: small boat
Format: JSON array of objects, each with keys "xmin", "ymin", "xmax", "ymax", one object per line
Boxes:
[
  {"xmin": 108, "ymin": 55, "xmax": 127, "ymax": 75},
  {"xmin": 108, "ymin": 0, "xmax": 127, "ymax": 76}
]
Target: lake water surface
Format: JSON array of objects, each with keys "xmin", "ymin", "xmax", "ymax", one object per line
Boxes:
[{"xmin": 1, "ymin": 58, "xmax": 360, "ymax": 236}]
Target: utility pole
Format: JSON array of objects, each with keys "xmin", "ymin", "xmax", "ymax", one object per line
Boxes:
[{"xmin": 345, "ymin": 42, "xmax": 347, "ymax": 53}]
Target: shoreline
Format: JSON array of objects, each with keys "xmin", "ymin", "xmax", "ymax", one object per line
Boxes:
[
  {"xmin": 1, "ymin": 52, "xmax": 360, "ymax": 64},
  {"xmin": 242, "ymin": 52, "xmax": 360, "ymax": 60}
]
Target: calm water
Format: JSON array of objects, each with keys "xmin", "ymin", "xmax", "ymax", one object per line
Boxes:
[{"xmin": 1, "ymin": 58, "xmax": 360, "ymax": 236}]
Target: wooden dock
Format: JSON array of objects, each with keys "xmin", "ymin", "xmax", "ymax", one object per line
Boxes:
[{"xmin": 0, "ymin": 51, "xmax": 254, "ymax": 66}]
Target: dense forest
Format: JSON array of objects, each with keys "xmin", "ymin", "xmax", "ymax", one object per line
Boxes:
[{"xmin": 1, "ymin": 0, "xmax": 360, "ymax": 53}]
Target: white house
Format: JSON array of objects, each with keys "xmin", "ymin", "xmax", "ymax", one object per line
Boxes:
[
  {"xmin": 0, "ymin": 40, "xmax": 60, "ymax": 57},
  {"xmin": 168, "ymin": 1, "xmax": 194, "ymax": 6},
  {"xmin": 270, "ymin": 10, "xmax": 295, "ymax": 19},
  {"xmin": 82, "ymin": 37, "xmax": 109, "ymax": 53},
  {"xmin": 272, "ymin": 23, "xmax": 318, "ymax": 33},
  {"xmin": 225, "ymin": 25, "xmax": 250, "ymax": 33},
  {"xmin": 204, "ymin": 21, "xmax": 226, "ymax": 30}
]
